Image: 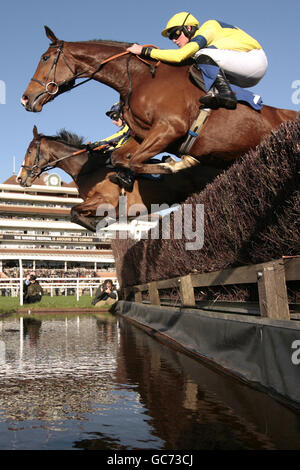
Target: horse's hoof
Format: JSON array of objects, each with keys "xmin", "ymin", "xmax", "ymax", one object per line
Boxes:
[
  {"xmin": 181, "ymin": 155, "xmax": 199, "ymax": 167},
  {"xmin": 109, "ymin": 171, "xmax": 134, "ymax": 192},
  {"xmin": 161, "ymin": 155, "xmax": 176, "ymax": 164},
  {"xmin": 164, "ymin": 155, "xmax": 199, "ymax": 173},
  {"xmin": 109, "ymin": 173, "xmax": 120, "ymax": 185}
]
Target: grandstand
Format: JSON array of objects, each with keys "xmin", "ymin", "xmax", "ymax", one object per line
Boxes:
[{"xmin": 0, "ymin": 172, "xmax": 116, "ymax": 281}]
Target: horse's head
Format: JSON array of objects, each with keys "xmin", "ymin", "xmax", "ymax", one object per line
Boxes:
[
  {"xmin": 17, "ymin": 126, "xmax": 49, "ymax": 186},
  {"xmin": 21, "ymin": 27, "xmax": 75, "ymax": 112}
]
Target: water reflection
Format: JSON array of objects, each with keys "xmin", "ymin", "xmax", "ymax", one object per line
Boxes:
[
  {"xmin": 112, "ymin": 320, "xmax": 300, "ymax": 450},
  {"xmin": 0, "ymin": 313, "xmax": 299, "ymax": 450}
]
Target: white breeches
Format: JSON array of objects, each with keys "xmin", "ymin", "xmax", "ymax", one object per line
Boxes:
[{"xmin": 194, "ymin": 48, "xmax": 268, "ymax": 87}]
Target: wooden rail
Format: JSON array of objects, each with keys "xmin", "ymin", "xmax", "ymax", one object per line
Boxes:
[{"xmin": 123, "ymin": 257, "xmax": 300, "ymax": 320}]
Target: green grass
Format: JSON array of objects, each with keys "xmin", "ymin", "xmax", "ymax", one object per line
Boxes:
[
  {"xmin": 0, "ymin": 295, "xmax": 98, "ymax": 313},
  {"xmin": 0, "ymin": 297, "xmax": 19, "ymax": 314}
]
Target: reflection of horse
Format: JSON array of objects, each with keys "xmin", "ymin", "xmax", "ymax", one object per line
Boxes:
[
  {"xmin": 21, "ymin": 27, "xmax": 298, "ymax": 176},
  {"xmin": 17, "ymin": 126, "xmax": 221, "ymax": 232}
]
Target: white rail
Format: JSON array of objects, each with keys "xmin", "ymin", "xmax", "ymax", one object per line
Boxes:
[{"xmin": 0, "ymin": 277, "xmax": 119, "ymax": 305}]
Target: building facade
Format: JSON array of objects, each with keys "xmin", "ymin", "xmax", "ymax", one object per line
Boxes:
[{"xmin": 0, "ymin": 173, "xmax": 116, "ymax": 282}]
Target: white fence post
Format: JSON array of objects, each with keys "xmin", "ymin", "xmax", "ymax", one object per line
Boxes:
[
  {"xmin": 19, "ymin": 259, "xmax": 23, "ymax": 306},
  {"xmin": 0, "ymin": 276, "xmax": 118, "ymax": 301}
]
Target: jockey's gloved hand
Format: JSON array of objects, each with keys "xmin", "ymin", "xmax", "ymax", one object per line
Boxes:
[
  {"xmin": 86, "ymin": 142, "xmax": 100, "ymax": 150},
  {"xmin": 90, "ymin": 140, "xmax": 109, "ymax": 149}
]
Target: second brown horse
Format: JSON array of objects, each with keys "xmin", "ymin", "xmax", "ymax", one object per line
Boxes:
[{"xmin": 17, "ymin": 126, "xmax": 222, "ymax": 232}]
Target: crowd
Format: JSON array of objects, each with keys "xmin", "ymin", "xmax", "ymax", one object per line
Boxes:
[{"xmin": 0, "ymin": 266, "xmax": 115, "ymax": 279}]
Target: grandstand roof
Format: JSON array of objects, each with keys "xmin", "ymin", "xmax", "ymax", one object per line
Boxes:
[{"xmin": 3, "ymin": 173, "xmax": 76, "ymax": 188}]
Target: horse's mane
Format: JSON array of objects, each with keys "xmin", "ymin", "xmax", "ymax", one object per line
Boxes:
[
  {"xmin": 39, "ymin": 129, "xmax": 87, "ymax": 148},
  {"xmin": 79, "ymin": 39, "xmax": 133, "ymax": 48},
  {"xmin": 56, "ymin": 129, "xmax": 86, "ymax": 147}
]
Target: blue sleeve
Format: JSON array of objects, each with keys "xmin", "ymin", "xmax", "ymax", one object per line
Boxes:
[{"xmin": 190, "ymin": 35, "xmax": 207, "ymax": 49}]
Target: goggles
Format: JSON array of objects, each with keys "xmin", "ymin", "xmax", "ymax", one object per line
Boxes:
[
  {"xmin": 106, "ymin": 111, "xmax": 120, "ymax": 120},
  {"xmin": 110, "ymin": 112, "xmax": 120, "ymax": 120},
  {"xmin": 167, "ymin": 27, "xmax": 183, "ymax": 41}
]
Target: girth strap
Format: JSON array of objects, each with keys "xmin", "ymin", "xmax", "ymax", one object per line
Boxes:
[{"xmin": 179, "ymin": 107, "xmax": 211, "ymax": 155}]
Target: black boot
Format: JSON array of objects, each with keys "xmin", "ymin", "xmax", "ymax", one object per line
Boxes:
[
  {"xmin": 109, "ymin": 168, "xmax": 135, "ymax": 191},
  {"xmin": 196, "ymin": 55, "xmax": 237, "ymax": 110},
  {"xmin": 200, "ymin": 70, "xmax": 237, "ymax": 110}
]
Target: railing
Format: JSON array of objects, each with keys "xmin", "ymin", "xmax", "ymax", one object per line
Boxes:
[
  {"xmin": 0, "ymin": 277, "xmax": 119, "ymax": 304},
  {"xmin": 123, "ymin": 257, "xmax": 299, "ymax": 320}
]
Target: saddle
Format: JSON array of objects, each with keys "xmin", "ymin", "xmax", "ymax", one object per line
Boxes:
[{"xmin": 189, "ymin": 64, "xmax": 207, "ymax": 92}]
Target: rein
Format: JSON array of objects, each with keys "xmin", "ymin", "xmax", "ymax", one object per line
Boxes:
[
  {"xmin": 31, "ymin": 41, "xmax": 159, "ymax": 99},
  {"xmin": 22, "ymin": 138, "xmax": 109, "ymax": 179}
]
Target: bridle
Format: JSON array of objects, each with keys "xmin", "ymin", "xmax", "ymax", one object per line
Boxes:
[
  {"xmin": 30, "ymin": 40, "xmax": 104, "ymax": 101},
  {"xmin": 21, "ymin": 136, "xmax": 109, "ymax": 182},
  {"xmin": 30, "ymin": 40, "xmax": 159, "ymax": 102},
  {"xmin": 31, "ymin": 41, "xmax": 73, "ymax": 95},
  {"xmin": 21, "ymin": 138, "xmax": 44, "ymax": 180}
]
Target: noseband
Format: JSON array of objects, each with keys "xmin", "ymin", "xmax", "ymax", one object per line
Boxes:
[{"xmin": 31, "ymin": 41, "xmax": 77, "ymax": 99}]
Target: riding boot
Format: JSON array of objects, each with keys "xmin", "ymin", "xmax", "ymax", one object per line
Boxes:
[
  {"xmin": 200, "ymin": 70, "xmax": 237, "ymax": 110},
  {"xmin": 196, "ymin": 55, "xmax": 237, "ymax": 110},
  {"xmin": 109, "ymin": 168, "xmax": 135, "ymax": 191}
]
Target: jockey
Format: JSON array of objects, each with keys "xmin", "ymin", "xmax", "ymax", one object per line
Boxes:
[
  {"xmin": 127, "ymin": 12, "xmax": 268, "ymax": 110},
  {"xmin": 95, "ymin": 102, "xmax": 135, "ymax": 191},
  {"xmin": 96, "ymin": 102, "xmax": 131, "ymax": 151}
]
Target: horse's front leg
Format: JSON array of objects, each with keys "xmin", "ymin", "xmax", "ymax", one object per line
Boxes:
[
  {"xmin": 110, "ymin": 139, "xmax": 141, "ymax": 168},
  {"xmin": 124, "ymin": 121, "xmax": 184, "ymax": 173}
]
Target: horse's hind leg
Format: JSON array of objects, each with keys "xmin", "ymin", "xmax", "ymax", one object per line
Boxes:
[
  {"xmin": 131, "ymin": 154, "xmax": 200, "ymax": 174},
  {"xmin": 70, "ymin": 183, "xmax": 120, "ymax": 232},
  {"xmin": 70, "ymin": 197, "xmax": 107, "ymax": 232},
  {"xmin": 110, "ymin": 139, "xmax": 141, "ymax": 169},
  {"xmin": 70, "ymin": 205, "xmax": 98, "ymax": 232}
]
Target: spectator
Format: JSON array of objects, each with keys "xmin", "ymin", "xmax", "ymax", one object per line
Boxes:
[
  {"xmin": 0, "ymin": 271, "xmax": 8, "ymax": 296},
  {"xmin": 23, "ymin": 273, "xmax": 32, "ymax": 298},
  {"xmin": 92, "ymin": 279, "xmax": 118, "ymax": 308},
  {"xmin": 24, "ymin": 275, "xmax": 43, "ymax": 304}
]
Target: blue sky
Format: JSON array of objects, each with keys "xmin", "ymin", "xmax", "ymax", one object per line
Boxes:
[{"xmin": 0, "ymin": 0, "xmax": 299, "ymax": 183}]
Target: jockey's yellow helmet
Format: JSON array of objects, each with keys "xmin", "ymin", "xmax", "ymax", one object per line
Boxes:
[{"xmin": 161, "ymin": 12, "xmax": 199, "ymax": 37}]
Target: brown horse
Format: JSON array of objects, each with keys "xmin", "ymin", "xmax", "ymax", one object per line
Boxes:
[
  {"xmin": 17, "ymin": 126, "xmax": 222, "ymax": 232},
  {"xmin": 20, "ymin": 27, "xmax": 298, "ymax": 176}
]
